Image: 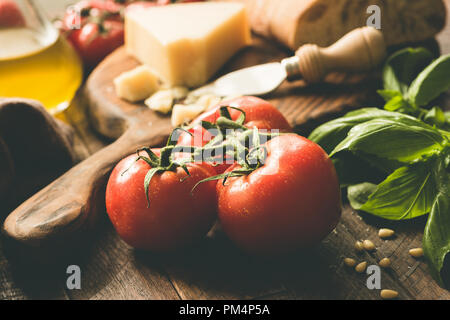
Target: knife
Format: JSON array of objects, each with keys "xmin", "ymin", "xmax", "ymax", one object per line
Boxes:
[{"xmin": 190, "ymin": 27, "xmax": 386, "ymax": 97}]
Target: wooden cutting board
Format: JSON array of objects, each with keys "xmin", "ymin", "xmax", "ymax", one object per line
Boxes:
[
  {"xmin": 86, "ymin": 37, "xmax": 381, "ymax": 140},
  {"xmin": 3, "ymin": 36, "xmax": 381, "ymax": 248}
]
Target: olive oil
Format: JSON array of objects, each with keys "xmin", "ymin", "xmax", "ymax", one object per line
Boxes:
[{"xmin": 0, "ymin": 27, "xmax": 82, "ymax": 114}]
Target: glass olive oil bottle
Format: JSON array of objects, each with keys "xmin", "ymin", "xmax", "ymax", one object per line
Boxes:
[{"xmin": 0, "ymin": 0, "xmax": 82, "ymax": 114}]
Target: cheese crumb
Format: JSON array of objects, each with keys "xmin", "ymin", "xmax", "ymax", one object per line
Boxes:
[
  {"xmin": 171, "ymin": 104, "xmax": 205, "ymax": 127},
  {"xmin": 114, "ymin": 65, "xmax": 160, "ymax": 102}
]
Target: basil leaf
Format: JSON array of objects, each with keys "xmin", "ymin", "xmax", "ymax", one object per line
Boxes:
[
  {"xmin": 377, "ymin": 89, "xmax": 402, "ymax": 102},
  {"xmin": 383, "ymin": 95, "xmax": 414, "ymax": 113},
  {"xmin": 424, "ymin": 193, "xmax": 450, "ymax": 287},
  {"xmin": 377, "ymin": 89, "xmax": 417, "ymax": 115},
  {"xmin": 424, "ymin": 106, "xmax": 446, "ymax": 128},
  {"xmin": 423, "ymin": 159, "xmax": 450, "ymax": 287},
  {"xmin": 377, "ymin": 90, "xmax": 409, "ymax": 112},
  {"xmin": 382, "ymin": 47, "xmax": 434, "ymax": 95},
  {"xmin": 360, "ymin": 160, "xmax": 438, "ymax": 220},
  {"xmin": 348, "ymin": 182, "xmax": 377, "ymax": 210},
  {"xmin": 309, "ymin": 108, "xmax": 418, "ymax": 154},
  {"xmin": 407, "ymin": 54, "xmax": 450, "ymax": 107},
  {"xmin": 330, "ymin": 118, "xmax": 445, "ymax": 163}
]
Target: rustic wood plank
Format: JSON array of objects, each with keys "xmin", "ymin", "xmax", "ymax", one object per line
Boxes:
[
  {"xmin": 225, "ymin": 207, "xmax": 450, "ymax": 300},
  {"xmin": 1, "ymin": 0, "xmax": 450, "ymax": 301},
  {"xmin": 0, "ymin": 240, "xmax": 70, "ymax": 300},
  {"xmin": 64, "ymin": 221, "xmax": 180, "ymax": 300},
  {"xmin": 280, "ymin": 206, "xmax": 450, "ymax": 300},
  {"xmin": 161, "ymin": 209, "xmax": 445, "ymax": 300},
  {"xmin": 157, "ymin": 224, "xmax": 287, "ymax": 300},
  {"xmin": 62, "ymin": 94, "xmax": 110, "ymax": 157}
]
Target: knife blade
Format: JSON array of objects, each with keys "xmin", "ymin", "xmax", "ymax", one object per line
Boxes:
[
  {"xmin": 190, "ymin": 62, "xmax": 289, "ymax": 97},
  {"xmin": 189, "ymin": 27, "xmax": 386, "ymax": 98}
]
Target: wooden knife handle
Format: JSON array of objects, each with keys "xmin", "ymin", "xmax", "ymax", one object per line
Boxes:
[
  {"xmin": 283, "ymin": 27, "xmax": 386, "ymax": 82},
  {"xmin": 2, "ymin": 128, "xmax": 168, "ymax": 246}
]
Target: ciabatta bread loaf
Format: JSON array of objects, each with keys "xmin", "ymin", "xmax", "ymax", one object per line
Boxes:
[{"xmin": 228, "ymin": 0, "xmax": 446, "ymax": 49}]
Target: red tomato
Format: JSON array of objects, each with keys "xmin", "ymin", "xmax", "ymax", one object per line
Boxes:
[
  {"xmin": 105, "ymin": 150, "xmax": 218, "ymax": 251},
  {"xmin": 0, "ymin": 0, "xmax": 25, "ymax": 28},
  {"xmin": 63, "ymin": 0, "xmax": 124, "ymax": 67},
  {"xmin": 67, "ymin": 20, "xmax": 124, "ymax": 67},
  {"xmin": 62, "ymin": 0, "xmax": 206, "ymax": 67},
  {"xmin": 216, "ymin": 134, "xmax": 341, "ymax": 255},
  {"xmin": 178, "ymin": 96, "xmax": 292, "ymax": 173}
]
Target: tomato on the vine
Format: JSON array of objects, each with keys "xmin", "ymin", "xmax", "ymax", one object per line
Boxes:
[
  {"xmin": 106, "ymin": 95, "xmax": 341, "ymax": 256},
  {"xmin": 105, "ymin": 149, "xmax": 218, "ymax": 251},
  {"xmin": 62, "ymin": 0, "xmax": 124, "ymax": 67},
  {"xmin": 216, "ymin": 134, "xmax": 341, "ymax": 255},
  {"xmin": 62, "ymin": 0, "xmax": 206, "ymax": 67},
  {"xmin": 178, "ymin": 96, "xmax": 292, "ymax": 173},
  {"xmin": 66, "ymin": 20, "xmax": 124, "ymax": 68}
]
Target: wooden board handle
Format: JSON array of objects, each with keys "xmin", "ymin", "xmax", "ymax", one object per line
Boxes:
[
  {"xmin": 284, "ymin": 27, "xmax": 386, "ymax": 82},
  {"xmin": 2, "ymin": 129, "xmax": 168, "ymax": 246}
]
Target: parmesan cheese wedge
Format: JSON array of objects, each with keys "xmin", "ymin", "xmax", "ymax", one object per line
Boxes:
[
  {"xmin": 125, "ymin": 2, "xmax": 251, "ymax": 88},
  {"xmin": 114, "ymin": 65, "xmax": 160, "ymax": 102}
]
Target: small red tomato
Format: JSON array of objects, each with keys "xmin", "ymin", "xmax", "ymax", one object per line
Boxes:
[
  {"xmin": 0, "ymin": 0, "xmax": 25, "ymax": 28},
  {"xmin": 178, "ymin": 96, "xmax": 292, "ymax": 173},
  {"xmin": 67, "ymin": 20, "xmax": 124, "ymax": 67},
  {"xmin": 62, "ymin": 0, "xmax": 124, "ymax": 67},
  {"xmin": 217, "ymin": 134, "xmax": 341, "ymax": 256},
  {"xmin": 62, "ymin": 0, "xmax": 206, "ymax": 67},
  {"xmin": 105, "ymin": 150, "xmax": 218, "ymax": 251}
]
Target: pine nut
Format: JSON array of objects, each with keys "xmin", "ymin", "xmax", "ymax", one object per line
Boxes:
[
  {"xmin": 344, "ymin": 258, "xmax": 357, "ymax": 267},
  {"xmin": 378, "ymin": 228, "xmax": 395, "ymax": 238},
  {"xmin": 355, "ymin": 241, "xmax": 364, "ymax": 252},
  {"xmin": 355, "ymin": 261, "xmax": 367, "ymax": 273},
  {"xmin": 379, "ymin": 258, "xmax": 391, "ymax": 268},
  {"xmin": 363, "ymin": 239, "xmax": 376, "ymax": 251},
  {"xmin": 409, "ymin": 248, "xmax": 424, "ymax": 258},
  {"xmin": 380, "ymin": 289, "xmax": 398, "ymax": 299}
]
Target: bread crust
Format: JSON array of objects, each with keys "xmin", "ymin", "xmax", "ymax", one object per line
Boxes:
[{"xmin": 227, "ymin": 0, "xmax": 446, "ymax": 49}]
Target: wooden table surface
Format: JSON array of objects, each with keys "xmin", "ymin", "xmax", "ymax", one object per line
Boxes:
[{"xmin": 1, "ymin": 2, "xmax": 450, "ymax": 300}]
